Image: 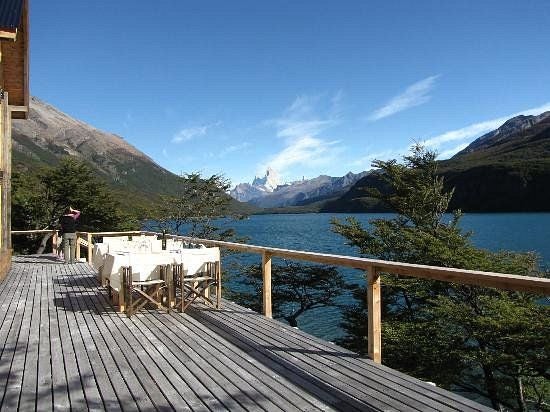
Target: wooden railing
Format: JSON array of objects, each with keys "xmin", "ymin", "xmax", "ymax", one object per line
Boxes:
[
  {"xmin": 12, "ymin": 229, "xmax": 550, "ymax": 364},
  {"xmin": 166, "ymin": 234, "xmax": 550, "ymax": 363},
  {"xmin": 11, "ymin": 229, "xmax": 60, "ymax": 255}
]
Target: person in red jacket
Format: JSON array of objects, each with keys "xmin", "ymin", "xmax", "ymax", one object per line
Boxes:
[{"xmin": 59, "ymin": 207, "xmax": 81, "ymax": 263}]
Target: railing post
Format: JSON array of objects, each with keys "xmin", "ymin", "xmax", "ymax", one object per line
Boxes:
[
  {"xmin": 52, "ymin": 230, "xmax": 58, "ymax": 255},
  {"xmin": 367, "ymin": 265, "xmax": 382, "ymax": 363},
  {"xmin": 262, "ymin": 251, "xmax": 272, "ymax": 318},
  {"xmin": 87, "ymin": 232, "xmax": 93, "ymax": 264},
  {"xmin": 76, "ymin": 234, "xmax": 81, "ymax": 261}
]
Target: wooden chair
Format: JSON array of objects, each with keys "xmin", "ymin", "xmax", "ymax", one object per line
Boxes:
[
  {"xmin": 121, "ymin": 265, "xmax": 170, "ymax": 317},
  {"xmin": 171, "ymin": 261, "xmax": 221, "ymax": 312}
]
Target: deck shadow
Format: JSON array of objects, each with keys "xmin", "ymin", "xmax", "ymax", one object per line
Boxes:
[
  {"xmin": 186, "ymin": 306, "xmax": 377, "ymax": 412},
  {"xmin": 11, "ymin": 254, "xmax": 62, "ymax": 264}
]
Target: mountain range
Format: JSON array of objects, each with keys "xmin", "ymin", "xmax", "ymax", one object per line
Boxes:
[
  {"xmin": 230, "ymin": 170, "xmax": 368, "ymax": 209},
  {"xmin": 12, "ymin": 97, "xmax": 550, "ymax": 215},
  {"xmin": 323, "ymin": 111, "xmax": 550, "ymax": 212},
  {"xmin": 231, "ymin": 167, "xmax": 281, "ymax": 202}
]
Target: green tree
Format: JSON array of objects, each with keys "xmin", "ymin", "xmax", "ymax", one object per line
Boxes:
[
  {"xmin": 156, "ymin": 172, "xmax": 243, "ymax": 241},
  {"xmin": 12, "ymin": 157, "xmax": 135, "ymax": 253},
  {"xmin": 332, "ymin": 145, "xmax": 549, "ymax": 411},
  {"xmin": 231, "ymin": 261, "xmax": 345, "ymax": 328}
]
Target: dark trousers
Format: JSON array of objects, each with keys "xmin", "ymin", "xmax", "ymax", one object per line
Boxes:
[{"xmin": 62, "ymin": 233, "xmax": 77, "ymax": 263}]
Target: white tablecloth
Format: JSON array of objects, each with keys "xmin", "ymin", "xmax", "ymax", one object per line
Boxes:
[
  {"xmin": 102, "ymin": 247, "xmax": 220, "ymax": 292},
  {"xmin": 92, "ymin": 243, "xmax": 110, "ymax": 271},
  {"xmin": 104, "ymin": 252, "xmax": 183, "ymax": 292}
]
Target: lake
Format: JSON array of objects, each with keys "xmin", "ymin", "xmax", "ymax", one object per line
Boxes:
[{"xmin": 207, "ymin": 213, "xmax": 550, "ymax": 341}]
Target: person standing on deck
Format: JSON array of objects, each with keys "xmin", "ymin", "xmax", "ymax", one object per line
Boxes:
[{"xmin": 59, "ymin": 207, "xmax": 81, "ymax": 263}]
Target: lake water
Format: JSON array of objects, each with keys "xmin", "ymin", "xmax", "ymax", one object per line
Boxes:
[{"xmin": 216, "ymin": 213, "xmax": 550, "ymax": 341}]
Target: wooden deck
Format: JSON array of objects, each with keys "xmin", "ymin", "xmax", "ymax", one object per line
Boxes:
[{"xmin": 0, "ymin": 255, "xmax": 493, "ymax": 411}]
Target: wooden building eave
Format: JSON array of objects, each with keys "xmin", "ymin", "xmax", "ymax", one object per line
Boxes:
[{"xmin": 0, "ymin": 29, "xmax": 17, "ymax": 40}]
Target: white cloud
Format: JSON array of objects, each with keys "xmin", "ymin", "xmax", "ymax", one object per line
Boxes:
[
  {"xmin": 423, "ymin": 118, "xmax": 509, "ymax": 149},
  {"xmin": 369, "ymin": 75, "xmax": 440, "ymax": 121},
  {"xmin": 351, "ymin": 148, "xmax": 404, "ymax": 169},
  {"xmin": 123, "ymin": 111, "xmax": 133, "ymax": 129},
  {"xmin": 437, "ymin": 143, "xmax": 470, "ymax": 159},
  {"xmin": 260, "ymin": 93, "xmax": 344, "ymax": 178},
  {"xmin": 271, "ymin": 94, "xmax": 338, "ymax": 139},
  {"xmin": 218, "ymin": 142, "xmax": 250, "ymax": 158},
  {"xmin": 423, "ymin": 102, "xmax": 550, "ymax": 150},
  {"xmin": 276, "ymin": 119, "xmax": 334, "ymax": 139},
  {"xmin": 171, "ymin": 122, "xmax": 220, "ymax": 143},
  {"xmin": 266, "ymin": 136, "xmax": 341, "ymax": 173}
]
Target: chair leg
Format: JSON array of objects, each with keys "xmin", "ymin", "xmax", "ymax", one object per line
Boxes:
[
  {"xmin": 120, "ymin": 270, "xmax": 126, "ymax": 314},
  {"xmin": 123, "ymin": 266, "xmax": 133, "ymax": 317},
  {"xmin": 216, "ymin": 261, "xmax": 222, "ymax": 309},
  {"xmin": 161, "ymin": 264, "xmax": 171, "ymax": 313}
]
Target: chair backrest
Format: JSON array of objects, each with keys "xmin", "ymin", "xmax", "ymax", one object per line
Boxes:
[
  {"xmin": 166, "ymin": 238, "xmax": 184, "ymax": 252},
  {"xmin": 102, "ymin": 237, "xmax": 131, "ymax": 253},
  {"xmin": 181, "ymin": 247, "xmax": 220, "ymax": 277},
  {"xmin": 151, "ymin": 239, "xmax": 163, "ymax": 253},
  {"xmin": 133, "ymin": 237, "xmax": 152, "ymax": 254}
]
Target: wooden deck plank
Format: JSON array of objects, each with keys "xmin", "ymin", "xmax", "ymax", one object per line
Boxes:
[
  {"xmin": 19, "ymin": 263, "xmax": 44, "ymax": 411},
  {"xmin": 62, "ymin": 265, "xmax": 142, "ymax": 412},
  {"xmin": 0, "ymin": 256, "xmax": 494, "ymax": 412},
  {"xmin": 0, "ymin": 262, "xmax": 29, "ymax": 409},
  {"xmin": 220, "ymin": 300, "xmax": 482, "ymax": 410},
  {"xmin": 67, "ymin": 266, "xmax": 191, "ymax": 412},
  {"xmin": 203, "ymin": 301, "xmax": 492, "ymax": 412},
  {"xmin": 186, "ymin": 306, "xmax": 375, "ymax": 412},
  {"xmin": 0, "ymin": 261, "xmax": 28, "ymax": 345},
  {"xmin": 225, "ymin": 300, "xmax": 487, "ymax": 411},
  {"xmin": 111, "ymin": 314, "xmax": 204, "ymax": 411},
  {"xmin": 48, "ymin": 261, "xmax": 71, "ymax": 411},
  {"xmin": 153, "ymin": 310, "xmax": 336, "ymax": 412},
  {"xmin": 1, "ymin": 264, "xmax": 37, "ymax": 410},
  {"xmin": 36, "ymin": 265, "xmax": 53, "ymax": 412},
  {"xmin": 72, "ymin": 272, "xmax": 175, "ymax": 412},
  {"xmin": 77, "ymin": 264, "xmax": 292, "ymax": 410},
  {"xmin": 77, "ymin": 276, "xmax": 260, "ymax": 410},
  {"xmin": 208, "ymin": 302, "xmax": 453, "ymax": 411},
  {"xmin": 57, "ymin": 264, "xmax": 106, "ymax": 410},
  {"xmin": 144, "ymin": 312, "xmax": 290, "ymax": 412},
  {"xmin": 62, "ymin": 264, "xmax": 123, "ymax": 411},
  {"xmin": 131, "ymin": 315, "xmax": 229, "ymax": 411},
  {"xmin": 0, "ymin": 260, "xmax": 27, "ymax": 356},
  {"xmin": 204, "ymin": 306, "xmax": 409, "ymax": 410},
  {"xmin": 189, "ymin": 304, "xmax": 492, "ymax": 412},
  {"xmin": 53, "ymin": 262, "xmax": 90, "ymax": 411},
  {"xmin": 139, "ymin": 312, "xmax": 274, "ymax": 412}
]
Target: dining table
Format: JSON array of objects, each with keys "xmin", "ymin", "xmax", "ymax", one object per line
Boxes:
[
  {"xmin": 101, "ymin": 247, "xmax": 221, "ymax": 293},
  {"xmin": 103, "ymin": 251, "xmax": 184, "ymax": 292}
]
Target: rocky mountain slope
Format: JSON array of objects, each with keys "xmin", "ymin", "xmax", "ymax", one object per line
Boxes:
[
  {"xmin": 455, "ymin": 111, "xmax": 550, "ymax": 158},
  {"xmin": 441, "ymin": 111, "xmax": 550, "ymax": 211},
  {"xmin": 231, "ymin": 170, "xmax": 368, "ymax": 208},
  {"xmin": 12, "ymin": 97, "xmax": 256, "ymax": 213},
  {"xmin": 12, "ymin": 97, "xmax": 182, "ymax": 197},
  {"xmin": 323, "ymin": 111, "xmax": 550, "ymax": 213}
]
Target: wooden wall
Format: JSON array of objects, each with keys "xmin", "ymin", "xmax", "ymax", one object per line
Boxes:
[
  {"xmin": 1, "ymin": 0, "xmax": 29, "ymax": 119},
  {"xmin": 0, "ymin": 0, "xmax": 29, "ymax": 279}
]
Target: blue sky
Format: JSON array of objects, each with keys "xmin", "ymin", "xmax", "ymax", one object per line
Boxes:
[{"xmin": 31, "ymin": 0, "xmax": 550, "ymax": 186}]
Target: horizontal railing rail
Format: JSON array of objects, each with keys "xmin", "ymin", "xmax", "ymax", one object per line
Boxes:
[
  {"xmin": 13, "ymin": 229, "xmax": 550, "ymax": 363},
  {"xmin": 12, "ymin": 229, "xmax": 60, "ymax": 255},
  {"xmin": 11, "ymin": 229, "xmax": 57, "ymax": 234}
]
